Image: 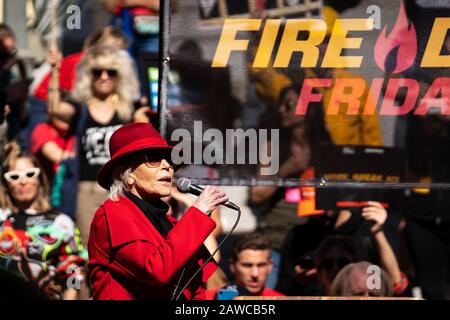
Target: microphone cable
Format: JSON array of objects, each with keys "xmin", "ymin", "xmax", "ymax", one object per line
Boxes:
[
  {"xmin": 170, "ymin": 266, "xmax": 186, "ymax": 301},
  {"xmin": 172, "ymin": 207, "xmax": 241, "ymax": 301}
]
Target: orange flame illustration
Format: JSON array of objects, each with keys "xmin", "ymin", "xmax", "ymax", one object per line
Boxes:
[{"xmin": 374, "ymin": 0, "xmax": 417, "ymax": 74}]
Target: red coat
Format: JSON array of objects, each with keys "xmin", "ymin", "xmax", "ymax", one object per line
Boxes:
[{"xmin": 87, "ymin": 196, "xmax": 217, "ymax": 300}]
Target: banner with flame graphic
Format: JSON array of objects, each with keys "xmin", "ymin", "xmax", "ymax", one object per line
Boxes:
[{"xmin": 166, "ymin": 0, "xmax": 450, "ymax": 198}]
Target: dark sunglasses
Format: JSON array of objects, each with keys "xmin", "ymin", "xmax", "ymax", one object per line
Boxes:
[
  {"xmin": 91, "ymin": 68, "xmax": 118, "ymax": 79},
  {"xmin": 144, "ymin": 151, "xmax": 175, "ymax": 169},
  {"xmin": 318, "ymin": 258, "xmax": 351, "ymax": 271}
]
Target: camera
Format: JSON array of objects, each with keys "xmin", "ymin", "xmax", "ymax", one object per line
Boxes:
[{"xmin": 296, "ymin": 255, "xmax": 315, "ymax": 270}]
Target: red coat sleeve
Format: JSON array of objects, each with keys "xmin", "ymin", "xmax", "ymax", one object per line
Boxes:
[{"xmin": 96, "ymin": 206, "xmax": 216, "ymax": 286}]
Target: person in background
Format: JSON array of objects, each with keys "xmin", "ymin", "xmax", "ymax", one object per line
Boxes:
[
  {"xmin": 331, "ymin": 261, "xmax": 393, "ymax": 297},
  {"xmin": 250, "ymin": 83, "xmax": 331, "ymax": 289},
  {"xmin": 0, "ymin": 141, "xmax": 86, "ymax": 300},
  {"xmin": 333, "ymin": 202, "xmax": 409, "ymax": 296},
  {"xmin": 104, "ymin": 0, "xmax": 160, "ymax": 52},
  {"xmin": 0, "ymin": 104, "xmax": 10, "ymax": 152},
  {"xmin": 30, "ymin": 48, "xmax": 81, "ymax": 220},
  {"xmin": 30, "ymin": 90, "xmax": 79, "ymax": 184},
  {"xmin": 29, "ymin": 91, "xmax": 80, "ymax": 219},
  {"xmin": 248, "ymin": 4, "xmax": 383, "ymax": 147},
  {"xmin": 275, "ymin": 212, "xmax": 337, "ymax": 296},
  {"xmin": 0, "ymin": 23, "xmax": 28, "ymax": 142},
  {"xmin": 278, "ymin": 201, "xmax": 409, "ymax": 297},
  {"xmin": 72, "ymin": 45, "xmax": 141, "ymax": 247},
  {"xmin": 103, "ymin": 0, "xmax": 160, "ymax": 96},
  {"xmin": 23, "ymin": 27, "xmax": 132, "ymax": 148},
  {"xmin": 315, "ymin": 235, "xmax": 361, "ymax": 296},
  {"xmin": 308, "ymin": 206, "xmax": 408, "ymax": 297},
  {"xmin": 31, "ymin": 26, "xmax": 129, "ymax": 103},
  {"xmin": 205, "ymin": 232, "xmax": 284, "ymax": 299},
  {"xmin": 404, "ymin": 113, "xmax": 450, "ymax": 299}
]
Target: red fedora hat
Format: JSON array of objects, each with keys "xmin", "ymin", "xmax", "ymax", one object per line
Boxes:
[{"xmin": 97, "ymin": 122, "xmax": 174, "ymax": 190}]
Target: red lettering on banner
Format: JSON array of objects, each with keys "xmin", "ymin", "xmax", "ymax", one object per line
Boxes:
[
  {"xmin": 295, "ymin": 78, "xmax": 332, "ymax": 115},
  {"xmin": 380, "ymin": 78, "xmax": 419, "ymax": 115},
  {"xmin": 296, "ymin": 77, "xmax": 450, "ymax": 116}
]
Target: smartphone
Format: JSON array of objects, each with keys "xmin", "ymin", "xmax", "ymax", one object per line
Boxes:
[
  {"xmin": 216, "ymin": 286, "xmax": 239, "ymax": 300},
  {"xmin": 297, "ymin": 255, "xmax": 315, "ymax": 270}
]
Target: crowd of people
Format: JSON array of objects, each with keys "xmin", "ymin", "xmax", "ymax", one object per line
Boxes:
[{"xmin": 0, "ymin": 0, "xmax": 449, "ymax": 300}]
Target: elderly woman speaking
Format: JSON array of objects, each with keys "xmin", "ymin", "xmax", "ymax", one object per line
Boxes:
[{"xmin": 88, "ymin": 122, "xmax": 228, "ymax": 300}]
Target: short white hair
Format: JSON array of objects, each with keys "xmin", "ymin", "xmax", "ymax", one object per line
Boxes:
[{"xmin": 109, "ymin": 166, "xmax": 133, "ymax": 201}]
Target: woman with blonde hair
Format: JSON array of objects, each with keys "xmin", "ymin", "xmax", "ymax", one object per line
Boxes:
[
  {"xmin": 72, "ymin": 45, "xmax": 142, "ymax": 248},
  {"xmin": 0, "ymin": 141, "xmax": 86, "ymax": 299},
  {"xmin": 74, "ymin": 45, "xmax": 139, "ymax": 122}
]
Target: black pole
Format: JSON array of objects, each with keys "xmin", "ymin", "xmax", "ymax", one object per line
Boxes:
[{"xmin": 158, "ymin": 0, "xmax": 170, "ymax": 138}]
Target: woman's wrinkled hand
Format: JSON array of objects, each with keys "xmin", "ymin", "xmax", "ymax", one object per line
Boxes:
[{"xmin": 192, "ymin": 186, "xmax": 228, "ymax": 215}]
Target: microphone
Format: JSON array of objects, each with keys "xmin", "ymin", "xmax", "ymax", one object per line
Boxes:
[{"xmin": 176, "ymin": 178, "xmax": 240, "ymax": 211}]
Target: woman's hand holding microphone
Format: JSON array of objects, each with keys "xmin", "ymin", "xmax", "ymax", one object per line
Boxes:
[{"xmin": 192, "ymin": 186, "xmax": 229, "ymax": 216}]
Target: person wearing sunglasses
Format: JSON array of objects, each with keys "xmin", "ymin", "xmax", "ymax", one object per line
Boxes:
[
  {"xmin": 0, "ymin": 141, "xmax": 87, "ymax": 299},
  {"xmin": 315, "ymin": 227, "xmax": 407, "ymax": 297},
  {"xmin": 88, "ymin": 122, "xmax": 228, "ymax": 300},
  {"xmin": 250, "ymin": 83, "xmax": 331, "ymax": 289},
  {"xmin": 314, "ymin": 235, "xmax": 361, "ymax": 295},
  {"xmin": 72, "ymin": 45, "xmax": 141, "ymax": 250}
]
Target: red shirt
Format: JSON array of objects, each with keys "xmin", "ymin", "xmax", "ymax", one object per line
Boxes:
[
  {"xmin": 88, "ymin": 196, "xmax": 218, "ymax": 300},
  {"xmin": 33, "ymin": 52, "xmax": 83, "ymax": 101},
  {"xmin": 30, "ymin": 123, "xmax": 76, "ymax": 181},
  {"xmin": 205, "ymin": 287, "xmax": 285, "ymax": 300},
  {"xmin": 113, "ymin": 5, "xmax": 157, "ymax": 16}
]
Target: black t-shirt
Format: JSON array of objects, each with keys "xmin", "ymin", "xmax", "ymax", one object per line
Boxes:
[{"xmin": 79, "ymin": 110, "xmax": 123, "ymax": 181}]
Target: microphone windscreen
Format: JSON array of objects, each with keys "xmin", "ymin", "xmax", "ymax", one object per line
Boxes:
[{"xmin": 176, "ymin": 178, "xmax": 191, "ymax": 193}]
